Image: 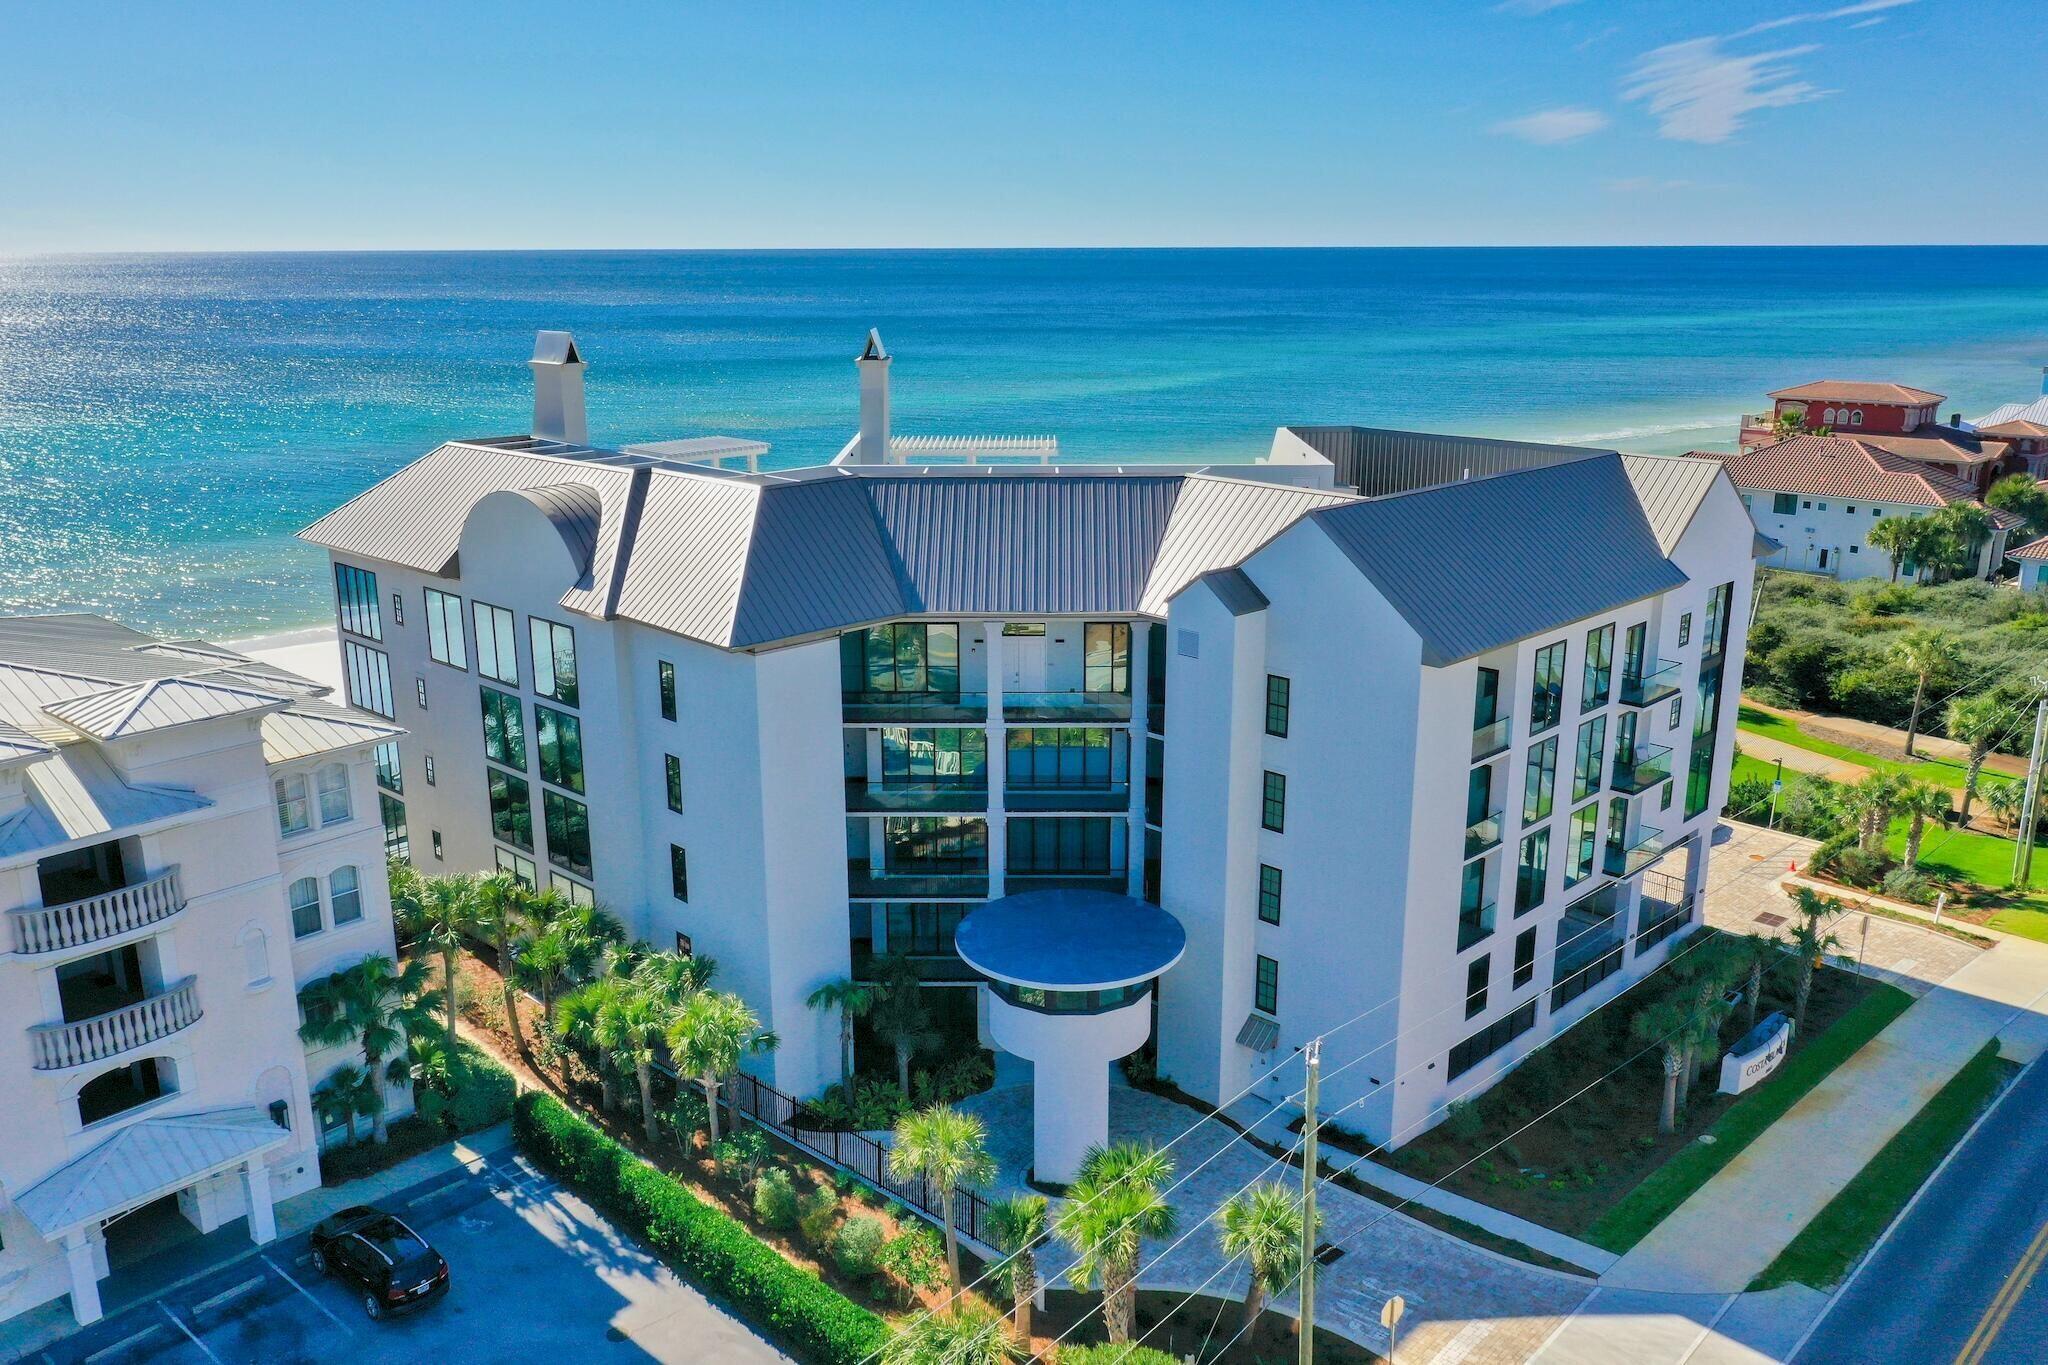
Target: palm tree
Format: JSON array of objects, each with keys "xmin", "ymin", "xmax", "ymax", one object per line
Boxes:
[
  {"xmin": 313, "ymin": 1064, "xmax": 382, "ymax": 1146},
  {"xmin": 984, "ymin": 1194, "xmax": 1047, "ymax": 1338},
  {"xmin": 1989, "ymin": 776, "xmax": 2027, "ymax": 833},
  {"xmin": 615, "ymin": 966, "xmax": 692, "ymax": 1145},
  {"xmin": 472, "ymin": 872, "xmax": 532, "ymax": 1051},
  {"xmin": 1899, "ymin": 781, "xmax": 1953, "ymax": 867},
  {"xmin": 888, "ymin": 1104, "xmax": 998, "ymax": 1295},
  {"xmin": 1948, "ymin": 694, "xmax": 2015, "ymax": 823},
  {"xmin": 1054, "ymin": 1142, "xmax": 1178, "ymax": 1345},
  {"xmin": 1891, "ymin": 629, "xmax": 1961, "ymax": 756},
  {"xmin": 516, "ymin": 898, "xmax": 625, "ymax": 1029},
  {"xmin": 402, "ymin": 1032, "xmax": 452, "ymax": 1098},
  {"xmin": 1845, "ymin": 771, "xmax": 1907, "ymax": 856},
  {"xmin": 1771, "ymin": 408, "xmax": 1807, "ymax": 442},
  {"xmin": 1787, "ymin": 888, "xmax": 1845, "ymax": 1036},
  {"xmin": 869, "ymin": 953, "xmax": 939, "ymax": 1095},
  {"xmin": 1216, "ymin": 1181, "xmax": 1310, "ymax": 1332},
  {"xmin": 408, "ymin": 873, "xmax": 490, "ymax": 1066},
  {"xmin": 807, "ymin": 976, "xmax": 876, "ymax": 1083},
  {"xmin": 299, "ymin": 954, "xmax": 433, "ymax": 1143},
  {"xmin": 386, "ymin": 859, "xmax": 428, "ymax": 950},
  {"xmin": 1732, "ymin": 931, "xmax": 1781, "ymax": 1035},
  {"xmin": 666, "ymin": 990, "xmax": 777, "ymax": 1146},
  {"xmin": 1676, "ymin": 975, "xmax": 1735, "ymax": 1108},
  {"xmin": 557, "ymin": 974, "xmax": 632, "ymax": 1112},
  {"xmin": 881, "ymin": 1305, "xmax": 1022, "ymax": 1365},
  {"xmin": 1989, "ymin": 472, "xmax": 2048, "ymax": 537},
  {"xmin": 1633, "ymin": 1000, "xmax": 1688, "ymax": 1136},
  {"xmin": 1933, "ymin": 502, "xmax": 1993, "ymax": 580},
  {"xmin": 1866, "ymin": 516, "xmax": 1925, "ymax": 584}
]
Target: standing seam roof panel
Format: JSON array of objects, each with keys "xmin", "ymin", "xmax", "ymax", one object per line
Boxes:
[
  {"xmin": 1140, "ymin": 475, "xmax": 1356, "ymax": 615},
  {"xmin": 729, "ymin": 479, "xmax": 907, "ymax": 647}
]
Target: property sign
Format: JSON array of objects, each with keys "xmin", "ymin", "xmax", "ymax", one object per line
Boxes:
[{"xmin": 1719, "ymin": 1011, "xmax": 1793, "ymax": 1095}]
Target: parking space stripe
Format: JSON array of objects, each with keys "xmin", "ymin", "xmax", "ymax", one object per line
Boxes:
[
  {"xmin": 189, "ymin": 1274, "xmax": 264, "ymax": 1317},
  {"xmin": 263, "ymin": 1253, "xmax": 354, "ymax": 1336},
  {"xmin": 158, "ymin": 1304, "xmax": 222, "ymax": 1364},
  {"xmin": 83, "ymin": 1324, "xmax": 162, "ymax": 1363}
]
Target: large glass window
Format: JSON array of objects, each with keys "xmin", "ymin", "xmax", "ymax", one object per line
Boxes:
[
  {"xmin": 329, "ymin": 865, "xmax": 363, "ymax": 925},
  {"xmin": 841, "ymin": 623, "xmax": 961, "ymax": 697},
  {"xmin": 1522, "ymin": 737, "xmax": 1558, "ymax": 823},
  {"xmin": 334, "ymin": 564, "xmax": 382, "ymax": 640},
  {"xmin": 658, "ymin": 660, "xmax": 677, "ymax": 720},
  {"xmin": 1255, "ymin": 955, "xmax": 1279, "ymax": 1015},
  {"xmin": 1085, "ymin": 622, "xmax": 1132, "ymax": 695},
  {"xmin": 1465, "ymin": 956, "xmax": 1489, "ymax": 1019},
  {"xmin": 374, "ymin": 741, "xmax": 402, "ymax": 794},
  {"xmin": 342, "ymin": 641, "xmax": 394, "ymax": 719},
  {"xmin": 530, "ymin": 617, "xmax": 579, "ymax": 707},
  {"xmin": 289, "ymin": 876, "xmax": 322, "ymax": 939},
  {"xmin": 1448, "ymin": 1000, "xmax": 1537, "ymax": 1080},
  {"xmin": 1516, "ymin": 829, "xmax": 1550, "ymax": 914},
  {"xmin": 1621, "ymin": 622, "xmax": 1647, "ymax": 690},
  {"xmin": 496, "ymin": 846, "xmax": 537, "ymax": 890},
  {"xmin": 1264, "ymin": 675, "xmax": 1291, "ymax": 738},
  {"xmin": 1582, "ymin": 624, "xmax": 1614, "ymax": 708},
  {"xmin": 885, "ymin": 903, "xmax": 968, "ymax": 957},
  {"xmin": 1565, "ymin": 802, "xmax": 1600, "ymax": 888},
  {"xmin": 1006, "ymin": 817, "xmax": 1120, "ymax": 874},
  {"xmin": 886, "ymin": 727, "xmax": 990, "ymax": 788},
  {"xmin": 473, "ymin": 602, "xmax": 519, "ymax": 685},
  {"xmin": 424, "ymin": 589, "xmax": 467, "ymax": 669},
  {"xmin": 542, "ymin": 791, "xmax": 592, "ymax": 879},
  {"xmin": 488, "ymin": 769, "xmax": 534, "ymax": 851},
  {"xmin": 1513, "ymin": 927, "xmax": 1537, "ymax": 988},
  {"xmin": 1258, "ymin": 864, "xmax": 1283, "ymax": 924},
  {"xmin": 379, "ymin": 793, "xmax": 410, "ymax": 861},
  {"xmin": 535, "ymin": 705, "xmax": 584, "ymax": 793},
  {"xmin": 1261, "ymin": 771, "xmax": 1287, "ymax": 832},
  {"xmin": 1572, "ymin": 715, "xmax": 1608, "ymax": 802},
  {"xmin": 481, "ymin": 688, "xmax": 527, "ymax": 770},
  {"xmin": 1702, "ymin": 582, "xmax": 1733, "ymax": 659},
  {"xmin": 665, "ymin": 754, "xmax": 683, "ymax": 812},
  {"xmin": 1004, "ymin": 728, "xmax": 1113, "ymax": 790},
  {"xmin": 1529, "ymin": 640, "xmax": 1567, "ymax": 733},
  {"xmin": 883, "ymin": 816, "xmax": 989, "ymax": 873},
  {"xmin": 1474, "ymin": 667, "xmax": 1501, "ymax": 728}
]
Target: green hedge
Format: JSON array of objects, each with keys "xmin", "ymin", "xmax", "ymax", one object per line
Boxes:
[{"xmin": 512, "ymin": 1091, "xmax": 888, "ymax": 1364}]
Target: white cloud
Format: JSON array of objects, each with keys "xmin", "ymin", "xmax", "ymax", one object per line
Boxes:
[
  {"xmin": 1623, "ymin": 37, "xmax": 1825, "ymax": 143},
  {"xmin": 1734, "ymin": 0, "xmax": 1914, "ymax": 39},
  {"xmin": 1849, "ymin": 16, "xmax": 1889, "ymax": 26},
  {"xmin": 1494, "ymin": 0, "xmax": 1582, "ymax": 13},
  {"xmin": 1491, "ymin": 106, "xmax": 1611, "ymax": 145}
]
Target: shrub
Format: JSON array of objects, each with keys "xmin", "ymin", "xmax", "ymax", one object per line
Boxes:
[
  {"xmin": 715, "ymin": 1128, "xmax": 772, "ymax": 1185},
  {"xmin": 1059, "ymin": 1346, "xmax": 1181, "ymax": 1365},
  {"xmin": 1806, "ymin": 826, "xmax": 1859, "ymax": 876},
  {"xmin": 667, "ymin": 1090, "xmax": 710, "ymax": 1143},
  {"xmin": 833, "ymin": 1169, "xmax": 859, "ymax": 1197},
  {"xmin": 832, "ymin": 1215, "xmax": 886, "ymax": 1279},
  {"xmin": 1832, "ymin": 847, "xmax": 1887, "ymax": 887},
  {"xmin": 512, "ymin": 1093, "xmax": 886, "ymax": 1362},
  {"xmin": 910, "ymin": 1052, "xmax": 996, "ymax": 1106},
  {"xmin": 799, "ymin": 1187, "xmax": 841, "ymax": 1246},
  {"xmin": 878, "ymin": 1222, "xmax": 947, "ymax": 1290},
  {"xmin": 1441, "ymin": 1098, "xmax": 1484, "ymax": 1143},
  {"xmin": 755, "ymin": 1169, "xmax": 800, "ymax": 1230},
  {"xmin": 1881, "ymin": 868, "xmax": 1937, "ymax": 904},
  {"xmin": 1726, "ymin": 775, "xmax": 1774, "ymax": 821}
]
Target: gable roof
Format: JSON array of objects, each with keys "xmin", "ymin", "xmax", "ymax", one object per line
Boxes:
[
  {"xmin": 0, "ymin": 746, "xmax": 211, "ymax": 859},
  {"xmin": 1769, "ymin": 381, "xmax": 1945, "ymax": 405},
  {"xmin": 261, "ymin": 699, "xmax": 405, "ymax": 764},
  {"xmin": 1856, "ymin": 429, "xmax": 2009, "ymax": 467},
  {"xmin": 2009, "ymin": 537, "xmax": 2048, "ymax": 564},
  {"xmin": 1710, "ymin": 434, "xmax": 1983, "ymax": 508},
  {"xmin": 15, "ymin": 1108, "xmax": 290, "ymax": 1238},
  {"xmin": 1976, "ymin": 397, "xmax": 2048, "ymax": 436},
  {"xmin": 1310, "ymin": 454, "xmax": 1687, "ymax": 667},
  {"xmin": 1621, "ymin": 454, "xmax": 1727, "ymax": 555},
  {"xmin": 43, "ymin": 676, "xmax": 289, "ymax": 740}
]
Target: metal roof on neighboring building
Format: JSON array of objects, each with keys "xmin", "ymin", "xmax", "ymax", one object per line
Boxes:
[
  {"xmin": 1769, "ymin": 381, "xmax": 1946, "ymax": 405},
  {"xmin": 1977, "ymin": 397, "xmax": 2048, "ymax": 435},
  {"xmin": 1196, "ymin": 567, "xmax": 1271, "ymax": 617},
  {"xmin": 1283, "ymin": 426, "xmax": 1614, "ymax": 498},
  {"xmin": 261, "ymin": 699, "xmax": 405, "ymax": 764},
  {"xmin": 0, "ymin": 745, "xmax": 212, "ymax": 859},
  {"xmin": 0, "ymin": 718, "xmax": 54, "ymax": 763},
  {"xmin": 44, "ymin": 676, "xmax": 289, "ymax": 741},
  {"xmin": 1311, "ymin": 455, "xmax": 1689, "ymax": 667}
]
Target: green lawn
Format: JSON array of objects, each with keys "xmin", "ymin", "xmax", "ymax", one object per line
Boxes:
[
  {"xmin": 1585, "ymin": 983, "xmax": 1915, "ymax": 1254},
  {"xmin": 1736, "ymin": 704, "xmax": 2016, "ymax": 796},
  {"xmin": 1750, "ymin": 1042, "xmax": 2014, "ymax": 1291}
]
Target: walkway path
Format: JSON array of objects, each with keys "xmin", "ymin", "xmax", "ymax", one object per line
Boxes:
[{"xmin": 1731, "ymin": 732, "xmax": 1869, "ymax": 784}]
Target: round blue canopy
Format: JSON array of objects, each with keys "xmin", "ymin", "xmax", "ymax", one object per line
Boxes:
[{"xmin": 955, "ymin": 890, "xmax": 1186, "ymax": 990}]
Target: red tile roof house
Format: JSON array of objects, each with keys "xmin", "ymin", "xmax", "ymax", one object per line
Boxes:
[
  {"xmin": 1701, "ymin": 433, "xmax": 2021, "ymax": 581},
  {"xmin": 2009, "ymin": 536, "xmax": 2048, "ymax": 593},
  {"xmin": 1739, "ymin": 381, "xmax": 2011, "ymax": 495}
]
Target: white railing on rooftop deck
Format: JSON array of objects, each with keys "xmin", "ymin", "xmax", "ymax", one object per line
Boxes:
[{"xmin": 9, "ymin": 869, "xmax": 186, "ymax": 955}]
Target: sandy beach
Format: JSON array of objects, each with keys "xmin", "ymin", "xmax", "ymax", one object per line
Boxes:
[{"xmin": 228, "ymin": 624, "xmax": 345, "ymax": 695}]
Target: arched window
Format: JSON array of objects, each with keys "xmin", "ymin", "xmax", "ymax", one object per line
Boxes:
[
  {"xmin": 1822, "ymin": 407, "xmax": 1837, "ymax": 426},
  {"xmin": 1849, "ymin": 409, "xmax": 1864, "ymax": 427},
  {"xmin": 329, "ymin": 865, "xmax": 363, "ymax": 925},
  {"xmin": 275, "ymin": 773, "xmax": 310, "ymax": 836},
  {"xmin": 241, "ymin": 925, "xmax": 271, "ymax": 987},
  {"xmin": 77, "ymin": 1056, "xmax": 177, "ymax": 1126},
  {"xmin": 289, "ymin": 876, "xmax": 322, "ymax": 939},
  {"xmin": 315, "ymin": 764, "xmax": 352, "ymax": 825}
]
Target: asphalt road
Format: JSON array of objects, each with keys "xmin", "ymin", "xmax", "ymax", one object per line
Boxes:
[{"xmin": 1797, "ymin": 1056, "xmax": 2048, "ymax": 1365}]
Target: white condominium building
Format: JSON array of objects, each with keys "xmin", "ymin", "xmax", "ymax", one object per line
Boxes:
[
  {"xmin": 0, "ymin": 616, "xmax": 403, "ymax": 1327},
  {"xmin": 302, "ymin": 333, "xmax": 1759, "ymax": 1160}
]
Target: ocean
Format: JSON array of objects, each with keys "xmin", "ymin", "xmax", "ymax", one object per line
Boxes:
[{"xmin": 2, "ymin": 247, "xmax": 2045, "ymax": 639}]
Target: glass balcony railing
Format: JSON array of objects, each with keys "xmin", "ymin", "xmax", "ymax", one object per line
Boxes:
[
  {"xmin": 1464, "ymin": 807, "xmax": 1505, "ymax": 859},
  {"xmin": 1004, "ymin": 783, "xmax": 1131, "ymax": 813},
  {"xmin": 1603, "ymin": 824, "xmax": 1667, "ymax": 879},
  {"xmin": 847, "ymin": 862, "xmax": 988, "ymax": 898},
  {"xmin": 1458, "ymin": 898, "xmax": 1496, "ymax": 951},
  {"xmin": 1610, "ymin": 743, "xmax": 1674, "ymax": 794},
  {"xmin": 1001, "ymin": 691, "xmax": 1134, "ymax": 722},
  {"xmin": 844, "ymin": 780, "xmax": 989, "ymax": 813},
  {"xmin": 1471, "ymin": 716, "xmax": 1512, "ymax": 762},
  {"xmin": 1004, "ymin": 870, "xmax": 1129, "ymax": 896},
  {"xmin": 841, "ymin": 691, "xmax": 989, "ymax": 722},
  {"xmin": 1619, "ymin": 661, "xmax": 1683, "ymax": 707}
]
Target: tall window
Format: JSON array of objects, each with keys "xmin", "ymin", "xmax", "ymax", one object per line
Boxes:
[
  {"xmin": 535, "ymin": 705, "xmax": 584, "ymax": 793},
  {"xmin": 1261, "ymin": 771, "xmax": 1287, "ymax": 832},
  {"xmin": 665, "ymin": 754, "xmax": 684, "ymax": 812},
  {"xmin": 1516, "ymin": 829, "xmax": 1550, "ymax": 914},
  {"xmin": 1572, "ymin": 716, "xmax": 1608, "ymax": 802},
  {"xmin": 1258, "ymin": 864, "xmax": 1283, "ymax": 924},
  {"xmin": 1677, "ymin": 612, "xmax": 1693, "ymax": 647},
  {"xmin": 530, "ymin": 617, "xmax": 579, "ymax": 706},
  {"xmin": 1264, "ymin": 675, "xmax": 1291, "ymax": 738},
  {"xmin": 1621, "ymin": 622, "xmax": 1647, "ymax": 688},
  {"xmin": 1702, "ymin": 582, "xmax": 1733, "ymax": 659},
  {"xmin": 670, "ymin": 844, "xmax": 689, "ymax": 902},
  {"xmin": 334, "ymin": 564, "xmax": 381, "ymax": 640},
  {"xmin": 289, "ymin": 877, "xmax": 322, "ymax": 939},
  {"xmin": 1513, "ymin": 927, "xmax": 1537, "ymax": 989},
  {"xmin": 275, "ymin": 773, "xmax": 311, "ymax": 836},
  {"xmin": 542, "ymin": 792, "xmax": 592, "ymax": 879},
  {"xmin": 885, "ymin": 903, "xmax": 968, "ymax": 957},
  {"xmin": 1003, "ymin": 728, "xmax": 1109, "ymax": 790},
  {"xmin": 1522, "ymin": 737, "xmax": 1558, "ymax": 822},
  {"xmin": 424, "ymin": 589, "xmax": 467, "ymax": 669},
  {"xmin": 1254, "ymin": 955, "xmax": 1279, "ymax": 1015},
  {"xmin": 658, "ymin": 660, "xmax": 678, "ymax": 720},
  {"xmin": 841, "ymin": 623, "xmax": 961, "ymax": 697},
  {"xmin": 329, "ymin": 865, "xmax": 363, "ymax": 925},
  {"xmin": 1085, "ymin": 622, "xmax": 1132, "ymax": 695},
  {"xmin": 1465, "ymin": 956, "xmax": 1489, "ymax": 1019},
  {"xmin": 1474, "ymin": 667, "xmax": 1501, "ymax": 729},
  {"xmin": 891, "ymin": 727, "xmax": 991, "ymax": 788},
  {"xmin": 379, "ymin": 793, "xmax": 410, "ymax": 861},
  {"xmin": 473, "ymin": 602, "xmax": 519, "ymax": 685},
  {"xmin": 1565, "ymin": 803, "xmax": 1599, "ymax": 887},
  {"xmin": 1529, "ymin": 640, "xmax": 1567, "ymax": 734},
  {"xmin": 315, "ymin": 763, "xmax": 351, "ymax": 824},
  {"xmin": 496, "ymin": 846, "xmax": 536, "ymax": 889},
  {"xmin": 1582, "ymin": 624, "xmax": 1614, "ymax": 708},
  {"xmin": 488, "ymin": 770, "xmax": 534, "ymax": 851},
  {"xmin": 1605, "ymin": 796, "xmax": 1629, "ymax": 871},
  {"xmin": 374, "ymin": 741, "xmax": 402, "ymax": 794},
  {"xmin": 481, "ymin": 688, "xmax": 528, "ymax": 769},
  {"xmin": 1006, "ymin": 817, "xmax": 1121, "ymax": 875},
  {"xmin": 342, "ymin": 642, "xmax": 394, "ymax": 719}
]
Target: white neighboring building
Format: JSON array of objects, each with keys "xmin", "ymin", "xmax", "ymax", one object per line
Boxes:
[
  {"xmin": 302, "ymin": 333, "xmax": 1758, "ymax": 1149},
  {"xmin": 0, "ymin": 616, "xmax": 403, "ymax": 1327}
]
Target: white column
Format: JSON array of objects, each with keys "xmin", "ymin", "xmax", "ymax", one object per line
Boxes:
[
  {"xmin": 983, "ymin": 623, "xmax": 1007, "ymax": 895},
  {"xmin": 243, "ymin": 1159, "xmax": 277, "ymax": 1244},
  {"xmin": 64, "ymin": 1228, "xmax": 103, "ymax": 1325},
  {"xmin": 1125, "ymin": 624, "xmax": 1152, "ymax": 899}
]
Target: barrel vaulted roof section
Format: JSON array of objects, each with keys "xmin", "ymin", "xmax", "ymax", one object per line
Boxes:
[{"xmin": 1311, "ymin": 454, "xmax": 1689, "ymax": 668}]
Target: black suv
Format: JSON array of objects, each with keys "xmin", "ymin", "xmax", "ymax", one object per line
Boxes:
[{"xmin": 308, "ymin": 1206, "xmax": 449, "ymax": 1319}]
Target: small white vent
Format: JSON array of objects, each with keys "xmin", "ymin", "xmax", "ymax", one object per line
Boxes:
[{"xmin": 1177, "ymin": 630, "xmax": 1200, "ymax": 659}]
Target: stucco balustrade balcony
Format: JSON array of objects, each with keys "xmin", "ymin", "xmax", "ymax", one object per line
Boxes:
[
  {"xmin": 9, "ymin": 869, "xmax": 185, "ymax": 955},
  {"xmin": 1619, "ymin": 661, "xmax": 1683, "ymax": 707},
  {"xmin": 1611, "ymin": 743, "xmax": 1674, "ymax": 794},
  {"xmin": 31, "ymin": 976, "xmax": 202, "ymax": 1071}
]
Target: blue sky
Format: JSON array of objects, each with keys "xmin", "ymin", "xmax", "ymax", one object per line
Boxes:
[{"xmin": 3, "ymin": 0, "xmax": 2040, "ymax": 251}]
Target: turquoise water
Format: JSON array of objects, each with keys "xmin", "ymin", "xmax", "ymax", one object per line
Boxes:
[{"xmin": 3, "ymin": 247, "xmax": 2046, "ymax": 637}]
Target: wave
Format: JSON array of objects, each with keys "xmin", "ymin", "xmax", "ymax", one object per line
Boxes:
[{"xmin": 1559, "ymin": 416, "xmax": 1736, "ymax": 442}]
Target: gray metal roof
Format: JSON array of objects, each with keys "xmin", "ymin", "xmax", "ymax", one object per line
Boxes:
[
  {"xmin": 1285, "ymin": 426, "xmax": 1616, "ymax": 497},
  {"xmin": 44, "ymin": 677, "xmax": 288, "ymax": 741},
  {"xmin": 507, "ymin": 483, "xmax": 606, "ymax": 584},
  {"xmin": 1197, "ymin": 567, "xmax": 1270, "ymax": 617},
  {"xmin": 0, "ymin": 745, "xmax": 212, "ymax": 859},
  {"xmin": 1311, "ymin": 454, "xmax": 1688, "ymax": 667},
  {"xmin": 16, "ymin": 1107, "xmax": 290, "ymax": 1238},
  {"xmin": 1620, "ymin": 454, "xmax": 1729, "ymax": 555},
  {"xmin": 955, "ymin": 889, "xmax": 1187, "ymax": 989},
  {"xmin": 1139, "ymin": 475, "xmax": 1354, "ymax": 615}
]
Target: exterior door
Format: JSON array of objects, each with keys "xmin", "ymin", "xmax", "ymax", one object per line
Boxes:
[{"xmin": 1004, "ymin": 633, "xmax": 1046, "ymax": 693}]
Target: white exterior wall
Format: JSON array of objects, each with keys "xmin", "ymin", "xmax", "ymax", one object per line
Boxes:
[{"xmin": 1738, "ymin": 488, "xmax": 2002, "ymax": 581}]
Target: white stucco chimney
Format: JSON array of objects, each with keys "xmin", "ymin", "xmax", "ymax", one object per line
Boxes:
[
  {"xmin": 855, "ymin": 329, "xmax": 891, "ymax": 466},
  {"xmin": 530, "ymin": 331, "xmax": 588, "ymax": 445}
]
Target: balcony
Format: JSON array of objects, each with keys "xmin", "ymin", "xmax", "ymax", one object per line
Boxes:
[
  {"xmin": 842, "ymin": 691, "xmax": 988, "ymax": 723},
  {"xmin": 1611, "ymin": 743, "xmax": 1674, "ymax": 794},
  {"xmin": 845, "ymin": 780, "xmax": 988, "ymax": 814},
  {"xmin": 1004, "ymin": 871, "xmax": 1129, "ymax": 896},
  {"xmin": 1458, "ymin": 898, "xmax": 1496, "ymax": 952},
  {"xmin": 1005, "ymin": 783, "xmax": 1130, "ymax": 814},
  {"xmin": 851, "ymin": 950, "xmax": 984, "ymax": 984},
  {"xmin": 1604, "ymin": 824, "xmax": 1667, "ymax": 879},
  {"xmin": 1464, "ymin": 807, "xmax": 1505, "ymax": 859},
  {"xmin": 1471, "ymin": 716, "xmax": 1511, "ymax": 763},
  {"xmin": 31, "ymin": 976, "xmax": 201, "ymax": 1071},
  {"xmin": 847, "ymin": 862, "xmax": 988, "ymax": 899},
  {"xmin": 1619, "ymin": 661, "xmax": 1683, "ymax": 707},
  {"xmin": 1001, "ymin": 691, "xmax": 1133, "ymax": 723},
  {"xmin": 10, "ymin": 869, "xmax": 184, "ymax": 955}
]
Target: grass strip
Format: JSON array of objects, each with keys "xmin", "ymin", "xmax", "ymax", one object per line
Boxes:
[
  {"xmin": 1736, "ymin": 704, "xmax": 2016, "ymax": 794},
  {"xmin": 1749, "ymin": 1041, "xmax": 2013, "ymax": 1291},
  {"xmin": 1585, "ymin": 982, "xmax": 1914, "ymax": 1254}
]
